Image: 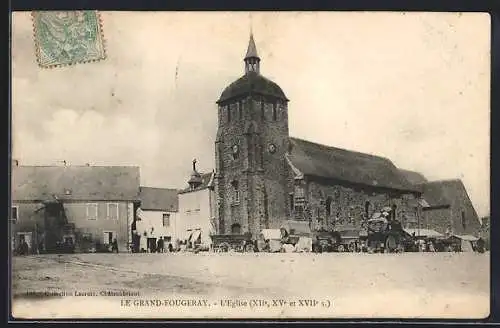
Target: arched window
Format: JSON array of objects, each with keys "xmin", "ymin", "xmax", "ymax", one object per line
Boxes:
[
  {"xmin": 365, "ymin": 201, "xmax": 370, "ymax": 218},
  {"xmin": 272, "ymin": 103, "xmax": 277, "ymax": 121},
  {"xmin": 238, "ymin": 101, "xmax": 243, "ymax": 119},
  {"xmin": 227, "ymin": 105, "xmax": 231, "ymax": 123},
  {"xmin": 326, "ymin": 197, "xmax": 332, "ymax": 216},
  {"xmin": 231, "ymin": 144, "xmax": 239, "ymax": 160},
  {"xmin": 461, "ymin": 211, "xmax": 466, "ymax": 230},
  {"xmin": 231, "ymin": 223, "xmax": 241, "ymax": 234},
  {"xmin": 231, "ymin": 180, "xmax": 240, "ymax": 204},
  {"xmin": 261, "ymin": 101, "xmax": 265, "ymax": 120}
]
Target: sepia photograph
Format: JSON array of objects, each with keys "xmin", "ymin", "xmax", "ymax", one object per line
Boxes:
[{"xmin": 10, "ymin": 11, "xmax": 490, "ymax": 319}]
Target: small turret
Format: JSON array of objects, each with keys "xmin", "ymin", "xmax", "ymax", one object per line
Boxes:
[{"xmin": 188, "ymin": 159, "xmax": 203, "ymax": 190}]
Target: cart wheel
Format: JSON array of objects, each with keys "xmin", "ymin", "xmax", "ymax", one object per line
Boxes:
[
  {"xmin": 397, "ymin": 244, "xmax": 405, "ymax": 253},
  {"xmin": 385, "ymin": 235, "xmax": 397, "ymax": 252},
  {"xmin": 219, "ymin": 242, "xmax": 230, "ymax": 253},
  {"xmin": 245, "ymin": 244, "xmax": 254, "ymax": 253}
]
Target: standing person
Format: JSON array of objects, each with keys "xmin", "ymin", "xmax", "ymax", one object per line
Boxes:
[
  {"xmin": 168, "ymin": 243, "xmax": 173, "ymax": 253},
  {"xmin": 19, "ymin": 238, "xmax": 29, "ymax": 256},
  {"xmin": 477, "ymin": 237, "xmax": 485, "ymax": 253},
  {"xmin": 111, "ymin": 238, "xmax": 119, "ymax": 253},
  {"xmin": 157, "ymin": 237, "xmax": 164, "ymax": 253}
]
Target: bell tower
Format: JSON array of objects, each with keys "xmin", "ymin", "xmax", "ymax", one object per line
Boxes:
[{"xmin": 214, "ymin": 33, "xmax": 292, "ymax": 238}]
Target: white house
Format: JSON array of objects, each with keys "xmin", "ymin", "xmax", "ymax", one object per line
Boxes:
[
  {"xmin": 136, "ymin": 187, "xmax": 179, "ymax": 252},
  {"xmin": 177, "ymin": 160, "xmax": 217, "ymax": 249}
]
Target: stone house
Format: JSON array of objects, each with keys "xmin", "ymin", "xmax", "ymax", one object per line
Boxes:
[
  {"xmin": 136, "ymin": 187, "xmax": 179, "ymax": 252},
  {"xmin": 177, "ymin": 160, "xmax": 217, "ymax": 247},
  {"xmin": 11, "ymin": 164, "xmax": 140, "ymax": 253}
]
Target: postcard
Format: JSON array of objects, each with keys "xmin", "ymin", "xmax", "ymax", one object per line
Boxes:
[{"xmin": 10, "ymin": 11, "xmax": 490, "ymax": 319}]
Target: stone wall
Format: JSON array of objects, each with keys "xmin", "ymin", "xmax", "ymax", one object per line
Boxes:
[
  {"xmin": 214, "ymin": 95, "xmax": 292, "ymax": 237},
  {"xmin": 421, "ymin": 207, "xmax": 452, "ymax": 234},
  {"xmin": 298, "ymin": 179, "xmax": 419, "ymax": 231}
]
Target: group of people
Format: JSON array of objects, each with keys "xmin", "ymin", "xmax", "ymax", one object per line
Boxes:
[{"xmin": 143, "ymin": 237, "xmax": 174, "ymax": 253}]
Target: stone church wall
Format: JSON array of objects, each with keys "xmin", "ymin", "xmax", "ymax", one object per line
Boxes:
[
  {"xmin": 303, "ymin": 180, "xmax": 419, "ymax": 231},
  {"xmin": 214, "ymin": 96, "xmax": 292, "ymax": 236}
]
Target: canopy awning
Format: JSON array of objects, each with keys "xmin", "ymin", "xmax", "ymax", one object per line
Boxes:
[
  {"xmin": 408, "ymin": 198, "xmax": 431, "ymax": 208},
  {"xmin": 338, "ymin": 229, "xmax": 361, "ymax": 238},
  {"xmin": 189, "ymin": 230, "xmax": 202, "ymax": 242},
  {"xmin": 281, "ymin": 220, "xmax": 311, "ymax": 236},
  {"xmin": 260, "ymin": 229, "xmax": 282, "ymax": 240},
  {"xmin": 418, "ymin": 199, "xmax": 430, "ymax": 208},
  {"xmin": 403, "ymin": 228, "xmax": 443, "ymax": 238},
  {"xmin": 368, "ymin": 217, "xmax": 388, "ymax": 224},
  {"xmin": 453, "ymin": 234, "xmax": 479, "ymax": 242}
]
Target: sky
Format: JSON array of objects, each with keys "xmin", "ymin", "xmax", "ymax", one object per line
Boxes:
[{"xmin": 11, "ymin": 12, "xmax": 490, "ymax": 217}]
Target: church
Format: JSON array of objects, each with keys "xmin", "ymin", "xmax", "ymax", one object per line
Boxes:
[{"xmin": 213, "ymin": 34, "xmax": 427, "ymax": 238}]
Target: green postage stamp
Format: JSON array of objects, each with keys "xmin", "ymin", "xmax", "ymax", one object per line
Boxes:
[{"xmin": 32, "ymin": 11, "xmax": 106, "ymax": 68}]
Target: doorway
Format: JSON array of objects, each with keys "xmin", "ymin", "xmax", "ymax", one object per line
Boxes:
[
  {"xmin": 15, "ymin": 232, "xmax": 32, "ymax": 254},
  {"xmin": 147, "ymin": 238, "xmax": 157, "ymax": 253},
  {"xmin": 103, "ymin": 231, "xmax": 117, "ymax": 245}
]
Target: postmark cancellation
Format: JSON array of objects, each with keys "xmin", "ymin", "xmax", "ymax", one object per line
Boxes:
[{"xmin": 31, "ymin": 11, "xmax": 106, "ymax": 68}]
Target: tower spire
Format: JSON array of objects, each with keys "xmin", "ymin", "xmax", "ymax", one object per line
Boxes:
[
  {"xmin": 245, "ymin": 33, "xmax": 259, "ymax": 59},
  {"xmin": 244, "ymin": 32, "xmax": 260, "ymax": 74}
]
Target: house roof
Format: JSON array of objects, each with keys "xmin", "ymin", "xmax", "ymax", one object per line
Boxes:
[
  {"xmin": 139, "ymin": 187, "xmax": 179, "ymax": 212},
  {"xmin": 179, "ymin": 172, "xmax": 215, "ymax": 194},
  {"xmin": 287, "ymin": 138, "xmax": 419, "ymax": 193},
  {"xmin": 398, "ymin": 169, "xmax": 428, "ymax": 185},
  {"xmin": 12, "ymin": 165, "xmax": 141, "ymax": 201}
]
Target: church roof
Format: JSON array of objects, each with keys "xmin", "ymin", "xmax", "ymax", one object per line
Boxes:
[
  {"xmin": 416, "ymin": 179, "xmax": 480, "ymax": 224},
  {"xmin": 398, "ymin": 169, "xmax": 428, "ymax": 185},
  {"xmin": 287, "ymin": 138, "xmax": 419, "ymax": 193},
  {"xmin": 217, "ymin": 71, "xmax": 288, "ymax": 104},
  {"xmin": 416, "ymin": 179, "xmax": 467, "ymax": 207}
]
